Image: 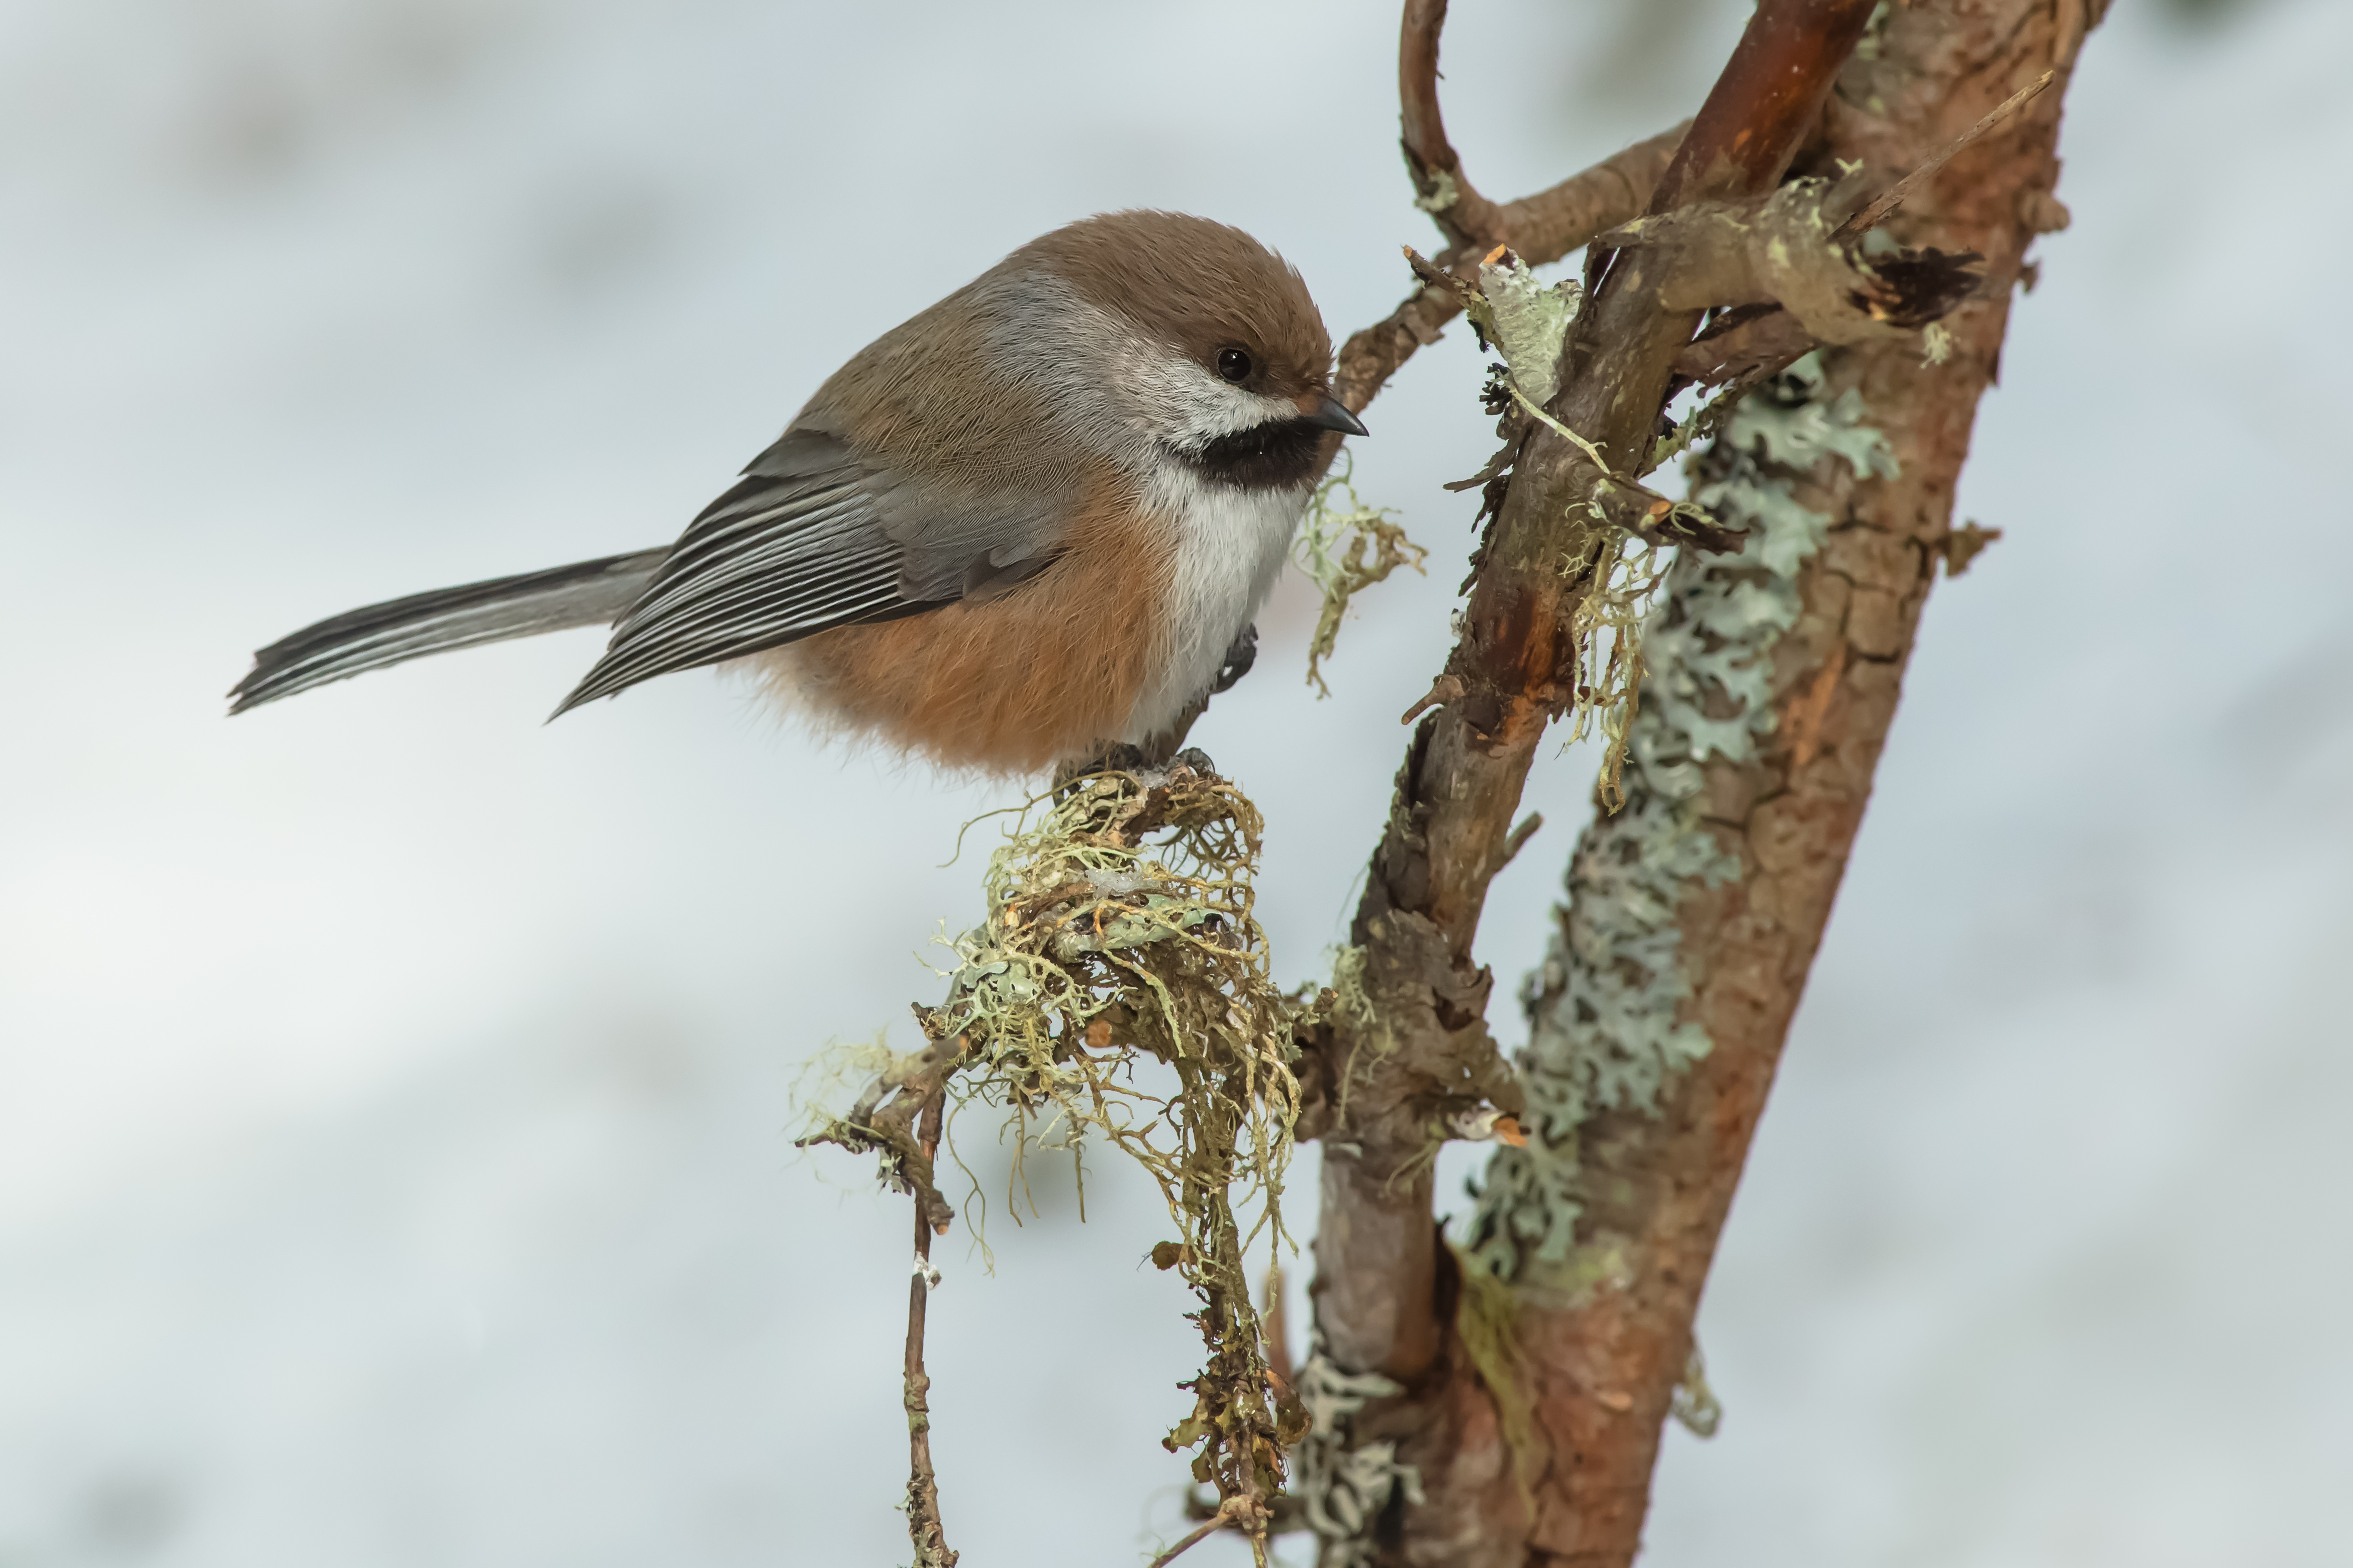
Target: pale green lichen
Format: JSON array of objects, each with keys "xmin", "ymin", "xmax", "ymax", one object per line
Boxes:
[
  {"xmin": 1296, "ymin": 455, "xmax": 1426, "ymax": 697},
  {"xmin": 1671, "ymin": 1345, "xmax": 1723, "ymax": 1438},
  {"xmin": 1472, "ymin": 255, "xmax": 1583, "ymax": 407},
  {"xmin": 1853, "ymin": 0, "xmax": 1895, "ymax": 60},
  {"xmin": 1293, "ymin": 1336, "xmax": 1422, "ymax": 1568},
  {"xmin": 811, "ymin": 764, "xmax": 1306, "ymax": 1544},
  {"xmin": 1413, "ymin": 167, "xmax": 1461, "ymax": 216},
  {"xmin": 1465, "ymin": 356, "xmax": 1898, "ymax": 1283}
]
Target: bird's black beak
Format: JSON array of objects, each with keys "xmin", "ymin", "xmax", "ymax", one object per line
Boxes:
[{"xmin": 1306, "ymin": 395, "xmax": 1369, "ymax": 437}]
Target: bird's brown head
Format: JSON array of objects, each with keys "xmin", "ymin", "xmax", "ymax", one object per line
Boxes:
[{"xmin": 1019, "ymin": 210, "xmax": 1365, "ymax": 490}]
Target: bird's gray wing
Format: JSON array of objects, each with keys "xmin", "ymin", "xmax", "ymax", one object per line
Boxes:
[{"xmin": 551, "ymin": 428, "xmax": 1066, "ymax": 715}]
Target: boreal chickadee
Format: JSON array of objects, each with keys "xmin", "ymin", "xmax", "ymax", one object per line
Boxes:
[{"xmin": 230, "ymin": 211, "xmax": 1366, "ymax": 772}]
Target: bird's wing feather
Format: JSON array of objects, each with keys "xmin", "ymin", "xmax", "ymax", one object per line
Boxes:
[{"xmin": 551, "ymin": 427, "xmax": 1069, "ymax": 715}]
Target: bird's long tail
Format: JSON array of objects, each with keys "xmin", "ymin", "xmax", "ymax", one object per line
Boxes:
[{"xmin": 228, "ymin": 548, "xmax": 669, "ymax": 714}]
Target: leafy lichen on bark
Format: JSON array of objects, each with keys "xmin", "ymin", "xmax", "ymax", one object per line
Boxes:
[
  {"xmin": 1468, "ymin": 355, "xmax": 1898, "ymax": 1288},
  {"xmin": 1293, "ymin": 1334, "xmax": 1421, "ymax": 1566}
]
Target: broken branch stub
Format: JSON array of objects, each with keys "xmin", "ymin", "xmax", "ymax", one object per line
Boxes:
[
  {"xmin": 798, "ymin": 1023, "xmax": 967, "ymax": 1237},
  {"xmin": 1595, "ymin": 176, "xmax": 1983, "ymax": 358}
]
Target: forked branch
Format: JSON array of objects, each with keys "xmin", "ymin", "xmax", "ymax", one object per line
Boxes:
[
  {"xmin": 1302, "ymin": 1, "xmax": 1884, "ymax": 1561},
  {"xmin": 1335, "ymin": 124, "xmax": 1691, "ymax": 411}
]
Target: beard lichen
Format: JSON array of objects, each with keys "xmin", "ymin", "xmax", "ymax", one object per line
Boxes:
[
  {"xmin": 808, "ymin": 758, "xmax": 1309, "ymax": 1561},
  {"xmin": 1459, "ymin": 248, "xmax": 1726, "ymax": 809},
  {"xmin": 1557, "ymin": 517, "xmax": 1670, "ymax": 810},
  {"xmin": 1296, "ymin": 453, "xmax": 1427, "ymax": 698}
]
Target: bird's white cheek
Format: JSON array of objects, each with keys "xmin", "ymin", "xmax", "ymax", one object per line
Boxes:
[{"xmin": 1119, "ymin": 352, "xmax": 1297, "ymax": 448}]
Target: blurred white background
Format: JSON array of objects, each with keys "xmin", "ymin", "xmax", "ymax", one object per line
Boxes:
[{"xmin": 2, "ymin": 0, "xmax": 2345, "ymax": 1563}]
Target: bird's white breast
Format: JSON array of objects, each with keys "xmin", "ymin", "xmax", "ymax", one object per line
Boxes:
[
  {"xmin": 1120, "ymin": 461, "xmax": 1310, "ymax": 745},
  {"xmin": 972, "ymin": 270, "xmax": 1318, "ymax": 747}
]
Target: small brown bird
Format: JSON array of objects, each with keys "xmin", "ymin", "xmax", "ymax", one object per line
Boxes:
[{"xmin": 229, "ymin": 211, "xmax": 1365, "ymax": 772}]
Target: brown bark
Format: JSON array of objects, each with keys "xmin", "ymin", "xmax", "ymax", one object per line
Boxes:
[
  {"xmin": 1395, "ymin": 0, "xmax": 1508, "ymax": 255},
  {"xmin": 1313, "ymin": 0, "xmax": 1875, "ymax": 1510},
  {"xmin": 1363, "ymin": 0, "xmax": 1877, "ymax": 971},
  {"xmin": 1304, "ymin": 1, "xmax": 2091, "ymax": 1564},
  {"xmin": 1512, "ymin": 14, "xmax": 2079, "ymax": 1559}
]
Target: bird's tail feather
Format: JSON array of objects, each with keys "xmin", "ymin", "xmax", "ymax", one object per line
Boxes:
[{"xmin": 229, "ymin": 548, "xmax": 669, "ymax": 714}]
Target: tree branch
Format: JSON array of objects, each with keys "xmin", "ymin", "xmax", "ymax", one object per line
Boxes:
[
  {"xmin": 1395, "ymin": 0, "xmax": 1507, "ymax": 253},
  {"xmin": 1637, "ymin": 1, "xmax": 1880, "ymax": 219},
  {"xmin": 1303, "ymin": 2, "xmax": 1883, "ymax": 1562},
  {"xmin": 1334, "ymin": 125, "xmax": 1691, "ymax": 414},
  {"xmin": 1595, "ymin": 177, "xmax": 1984, "ymax": 350},
  {"xmin": 1309, "ymin": 1, "xmax": 2093, "ymax": 1562}
]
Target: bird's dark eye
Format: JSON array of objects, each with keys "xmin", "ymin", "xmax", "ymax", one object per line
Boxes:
[{"xmin": 1216, "ymin": 347, "xmax": 1253, "ymax": 384}]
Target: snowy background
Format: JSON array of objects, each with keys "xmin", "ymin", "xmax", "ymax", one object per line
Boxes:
[{"xmin": 2, "ymin": 0, "xmax": 2346, "ymax": 1563}]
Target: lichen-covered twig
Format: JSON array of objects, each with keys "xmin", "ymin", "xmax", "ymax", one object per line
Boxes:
[
  {"xmin": 1403, "ymin": 243, "xmax": 1747, "ymax": 799},
  {"xmin": 1595, "ymin": 175, "xmax": 1984, "ymax": 350},
  {"xmin": 796, "ymin": 1019, "xmax": 966, "ymax": 1238},
  {"xmin": 808, "ymin": 759, "xmax": 1307, "ymax": 1564}
]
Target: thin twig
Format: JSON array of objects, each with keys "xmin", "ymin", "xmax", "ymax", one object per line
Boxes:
[
  {"xmin": 902, "ymin": 1089, "xmax": 956, "ymax": 1568},
  {"xmin": 1397, "ymin": 0, "xmax": 1506, "ymax": 251},
  {"xmin": 1830, "ymin": 69, "xmax": 2054, "ymax": 241},
  {"xmin": 1499, "ymin": 812, "xmax": 1544, "ymax": 870},
  {"xmin": 1334, "ymin": 124, "xmax": 1686, "ymax": 412},
  {"xmin": 1147, "ymin": 1506, "xmax": 1237, "ymax": 1568},
  {"xmin": 1398, "ymin": 673, "xmax": 1463, "ymax": 727}
]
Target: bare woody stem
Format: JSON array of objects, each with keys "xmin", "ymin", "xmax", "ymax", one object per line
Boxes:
[
  {"xmin": 1395, "ymin": 0, "xmax": 1507, "ymax": 252},
  {"xmin": 903, "ymin": 1089, "xmax": 955, "ymax": 1568}
]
